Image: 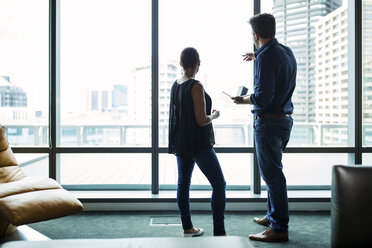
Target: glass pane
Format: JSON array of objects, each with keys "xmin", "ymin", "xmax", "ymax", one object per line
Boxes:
[
  {"xmin": 159, "ymin": 153, "xmax": 251, "ymax": 186},
  {"xmin": 60, "ymin": 0, "xmax": 151, "ymax": 147},
  {"xmin": 362, "ymin": 153, "xmax": 372, "ymax": 164},
  {"xmin": 0, "ymin": 0, "xmax": 49, "ymax": 146},
  {"xmin": 363, "ymin": 0, "xmax": 372, "ymax": 146},
  {"xmin": 159, "ymin": 0, "xmax": 254, "ymax": 147},
  {"xmin": 14, "ymin": 153, "xmax": 49, "ymax": 178},
  {"xmin": 262, "ymin": 0, "xmax": 350, "ymax": 146},
  {"xmin": 59, "ymin": 153, "xmax": 151, "ymax": 186},
  {"xmin": 260, "ymin": 153, "xmax": 349, "ymax": 186}
]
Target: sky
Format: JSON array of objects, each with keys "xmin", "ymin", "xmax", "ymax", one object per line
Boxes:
[
  {"xmin": 0, "ymin": 0, "xmax": 349, "ymax": 116},
  {"xmin": 0, "ymin": 0, "xmax": 254, "ymax": 116},
  {"xmin": 0, "ymin": 0, "xmax": 49, "ymax": 113}
]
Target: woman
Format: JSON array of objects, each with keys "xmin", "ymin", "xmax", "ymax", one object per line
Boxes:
[{"xmin": 168, "ymin": 47, "xmax": 227, "ymax": 237}]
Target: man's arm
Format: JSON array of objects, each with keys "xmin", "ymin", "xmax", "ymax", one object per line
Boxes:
[
  {"xmin": 231, "ymin": 51, "xmax": 255, "ymax": 105},
  {"xmin": 250, "ymin": 55, "xmax": 275, "ymax": 108}
]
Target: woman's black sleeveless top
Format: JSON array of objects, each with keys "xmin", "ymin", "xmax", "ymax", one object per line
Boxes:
[{"xmin": 168, "ymin": 79, "xmax": 215, "ymax": 157}]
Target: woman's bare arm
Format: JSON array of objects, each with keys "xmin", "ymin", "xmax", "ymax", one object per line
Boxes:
[{"xmin": 191, "ymin": 82, "xmax": 219, "ymax": 127}]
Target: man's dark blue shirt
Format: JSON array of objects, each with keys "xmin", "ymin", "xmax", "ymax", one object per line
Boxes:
[{"xmin": 250, "ymin": 38, "xmax": 297, "ymax": 117}]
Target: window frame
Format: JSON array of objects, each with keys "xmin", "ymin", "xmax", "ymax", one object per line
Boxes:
[{"xmin": 9, "ymin": 0, "xmax": 365, "ymax": 194}]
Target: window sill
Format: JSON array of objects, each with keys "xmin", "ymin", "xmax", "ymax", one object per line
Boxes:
[{"xmin": 70, "ymin": 190, "xmax": 331, "ymax": 211}]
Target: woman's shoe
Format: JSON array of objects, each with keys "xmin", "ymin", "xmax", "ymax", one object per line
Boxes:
[
  {"xmin": 214, "ymin": 233, "xmax": 228, "ymax": 236},
  {"xmin": 183, "ymin": 228, "xmax": 204, "ymax": 237}
]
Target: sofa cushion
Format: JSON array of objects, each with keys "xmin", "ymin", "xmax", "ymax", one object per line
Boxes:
[
  {"xmin": 0, "ymin": 189, "xmax": 83, "ymax": 226},
  {"xmin": 0, "ymin": 166, "xmax": 25, "ymax": 184},
  {"xmin": 0, "ymin": 177, "xmax": 62, "ymax": 199}
]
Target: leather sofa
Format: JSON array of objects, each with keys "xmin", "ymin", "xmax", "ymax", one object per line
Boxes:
[
  {"xmin": 0, "ymin": 125, "xmax": 83, "ymax": 236},
  {"xmin": 331, "ymin": 165, "xmax": 372, "ymax": 247}
]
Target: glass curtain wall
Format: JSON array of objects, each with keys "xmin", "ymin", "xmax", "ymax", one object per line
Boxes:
[
  {"xmin": 262, "ymin": 0, "xmax": 348, "ymax": 147},
  {"xmin": 59, "ymin": 0, "xmax": 151, "ymax": 148},
  {"xmin": 2, "ymin": 0, "xmax": 365, "ymax": 192},
  {"xmin": 158, "ymin": 0, "xmax": 254, "ymax": 188},
  {"xmin": 363, "ymin": 0, "xmax": 372, "ymax": 146},
  {"xmin": 261, "ymin": 0, "xmax": 353, "ymax": 188},
  {"xmin": 0, "ymin": 1, "xmax": 49, "ymax": 147},
  {"xmin": 56, "ymin": 0, "xmax": 152, "ymax": 188},
  {"xmin": 363, "ymin": 0, "xmax": 372, "ymax": 162},
  {"xmin": 0, "ymin": 0, "xmax": 49, "ymax": 177}
]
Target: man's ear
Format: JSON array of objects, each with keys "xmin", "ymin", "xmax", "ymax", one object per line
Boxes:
[
  {"xmin": 253, "ymin": 32, "xmax": 259, "ymax": 41},
  {"xmin": 197, "ymin": 60, "xmax": 200, "ymax": 66}
]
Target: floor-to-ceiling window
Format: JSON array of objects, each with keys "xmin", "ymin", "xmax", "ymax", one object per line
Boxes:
[
  {"xmin": 362, "ymin": 0, "xmax": 372, "ymax": 163},
  {"xmin": 58, "ymin": 0, "xmax": 152, "ymax": 189},
  {"xmin": 260, "ymin": 0, "xmax": 353, "ymax": 189},
  {"xmin": 158, "ymin": 0, "xmax": 254, "ymax": 189},
  {"xmin": 0, "ymin": 0, "xmax": 49, "ymax": 178},
  {"xmin": 1, "ymin": 0, "xmax": 365, "ymax": 194}
]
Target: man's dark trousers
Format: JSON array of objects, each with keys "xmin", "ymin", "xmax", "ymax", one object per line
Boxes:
[{"xmin": 254, "ymin": 116, "xmax": 293, "ymax": 233}]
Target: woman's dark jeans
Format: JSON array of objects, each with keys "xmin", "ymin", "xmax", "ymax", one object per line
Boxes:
[{"xmin": 176, "ymin": 148, "xmax": 226, "ymax": 235}]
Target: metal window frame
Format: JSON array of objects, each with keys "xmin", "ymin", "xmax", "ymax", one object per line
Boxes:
[
  {"xmin": 10, "ymin": 0, "xmax": 364, "ymax": 195},
  {"xmin": 152, "ymin": 0, "xmax": 159, "ymax": 194},
  {"xmin": 354, "ymin": 0, "xmax": 362, "ymax": 164}
]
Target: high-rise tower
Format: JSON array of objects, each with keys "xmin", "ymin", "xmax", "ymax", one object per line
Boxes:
[{"xmin": 272, "ymin": 0, "xmax": 342, "ymax": 123}]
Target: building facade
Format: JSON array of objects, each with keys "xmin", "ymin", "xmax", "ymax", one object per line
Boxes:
[
  {"xmin": 314, "ymin": 6, "xmax": 348, "ymax": 145},
  {"xmin": 272, "ymin": 0, "xmax": 342, "ymax": 123},
  {"xmin": 0, "ymin": 76, "xmax": 27, "ymax": 107}
]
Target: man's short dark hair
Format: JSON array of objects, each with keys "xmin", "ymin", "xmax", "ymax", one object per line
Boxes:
[
  {"xmin": 249, "ymin": 13, "xmax": 276, "ymax": 39},
  {"xmin": 180, "ymin": 47, "xmax": 199, "ymax": 69}
]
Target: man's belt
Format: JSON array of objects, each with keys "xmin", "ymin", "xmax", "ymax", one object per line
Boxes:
[{"xmin": 254, "ymin": 113, "xmax": 291, "ymax": 120}]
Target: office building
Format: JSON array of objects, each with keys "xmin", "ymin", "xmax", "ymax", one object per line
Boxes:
[
  {"xmin": 0, "ymin": 76, "xmax": 27, "ymax": 107},
  {"xmin": 112, "ymin": 84, "xmax": 128, "ymax": 108},
  {"xmin": 314, "ymin": 6, "xmax": 348, "ymax": 144},
  {"xmin": 272, "ymin": 0, "xmax": 342, "ymax": 123}
]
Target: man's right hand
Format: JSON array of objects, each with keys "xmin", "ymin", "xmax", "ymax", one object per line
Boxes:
[
  {"xmin": 232, "ymin": 95, "xmax": 252, "ymax": 105},
  {"xmin": 232, "ymin": 96, "xmax": 244, "ymax": 104}
]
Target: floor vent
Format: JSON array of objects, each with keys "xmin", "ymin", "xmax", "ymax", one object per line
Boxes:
[{"xmin": 150, "ymin": 216, "xmax": 182, "ymax": 226}]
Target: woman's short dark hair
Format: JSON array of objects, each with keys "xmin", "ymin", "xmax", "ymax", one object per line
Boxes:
[
  {"xmin": 180, "ymin": 47, "xmax": 199, "ymax": 69},
  {"xmin": 249, "ymin": 13, "xmax": 276, "ymax": 39}
]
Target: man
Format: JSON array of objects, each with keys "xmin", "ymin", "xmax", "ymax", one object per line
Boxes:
[{"xmin": 232, "ymin": 13, "xmax": 296, "ymax": 242}]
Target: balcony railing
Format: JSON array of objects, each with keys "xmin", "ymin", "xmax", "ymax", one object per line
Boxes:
[{"xmin": 2, "ymin": 122, "xmax": 361, "ymax": 147}]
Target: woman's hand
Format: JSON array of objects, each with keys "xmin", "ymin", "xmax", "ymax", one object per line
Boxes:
[{"xmin": 212, "ymin": 109, "xmax": 220, "ymax": 120}]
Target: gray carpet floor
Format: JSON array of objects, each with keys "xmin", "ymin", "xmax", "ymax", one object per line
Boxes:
[{"xmin": 29, "ymin": 211, "xmax": 331, "ymax": 248}]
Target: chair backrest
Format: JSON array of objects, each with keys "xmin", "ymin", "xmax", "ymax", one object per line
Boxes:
[
  {"xmin": 331, "ymin": 165, "xmax": 372, "ymax": 247},
  {"xmin": 0, "ymin": 126, "xmax": 25, "ymax": 183}
]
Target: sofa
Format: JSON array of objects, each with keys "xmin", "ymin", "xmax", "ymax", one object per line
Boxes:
[{"xmin": 0, "ymin": 125, "xmax": 83, "ymax": 236}]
